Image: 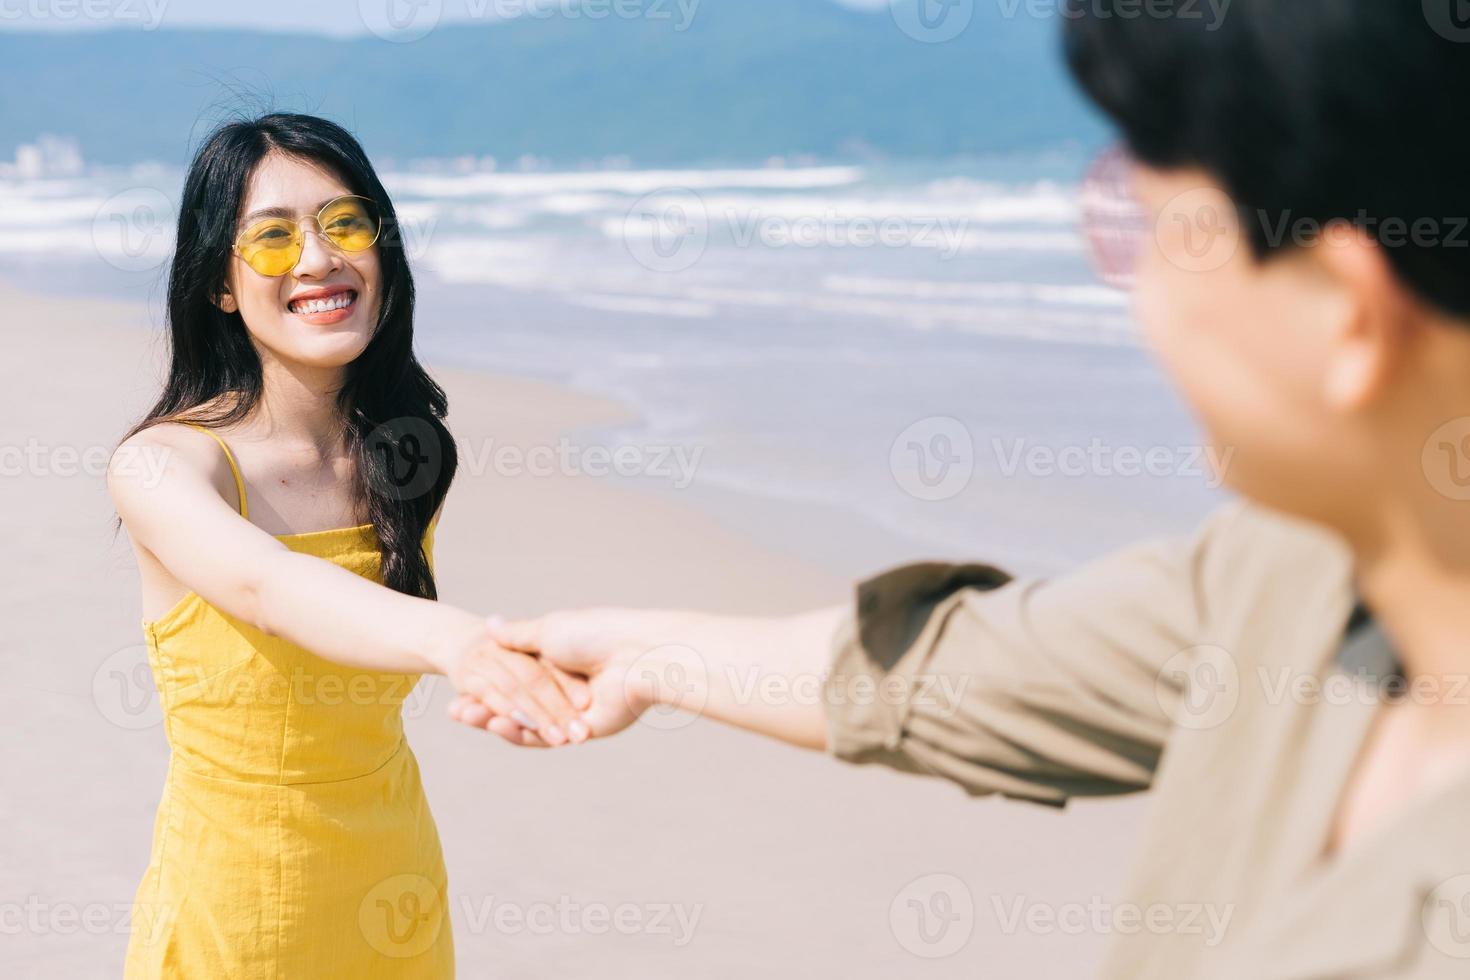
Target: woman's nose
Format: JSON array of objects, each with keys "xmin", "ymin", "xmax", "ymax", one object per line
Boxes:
[{"xmin": 292, "ymin": 224, "xmax": 340, "ymax": 278}]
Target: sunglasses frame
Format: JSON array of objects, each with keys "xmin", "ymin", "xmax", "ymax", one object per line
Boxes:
[
  {"xmin": 232, "ymin": 194, "xmax": 384, "ymax": 278},
  {"xmin": 1079, "ymin": 141, "xmax": 1148, "ymax": 292}
]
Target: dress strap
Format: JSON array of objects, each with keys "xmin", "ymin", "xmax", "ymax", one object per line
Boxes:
[{"xmin": 181, "ymin": 423, "xmax": 250, "ymax": 519}]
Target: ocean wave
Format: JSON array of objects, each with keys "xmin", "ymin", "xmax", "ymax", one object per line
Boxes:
[{"xmin": 382, "ymin": 165, "xmax": 866, "ymax": 199}]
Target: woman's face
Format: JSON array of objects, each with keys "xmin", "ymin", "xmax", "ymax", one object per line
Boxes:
[{"xmin": 217, "ymin": 151, "xmax": 383, "ymax": 372}]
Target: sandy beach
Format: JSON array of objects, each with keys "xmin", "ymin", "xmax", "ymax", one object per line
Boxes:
[{"xmin": 1, "ymin": 276, "xmax": 1153, "ymax": 978}]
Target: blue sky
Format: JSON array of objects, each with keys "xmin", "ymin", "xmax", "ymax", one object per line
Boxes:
[{"xmin": 0, "ymin": 0, "xmax": 892, "ymax": 34}]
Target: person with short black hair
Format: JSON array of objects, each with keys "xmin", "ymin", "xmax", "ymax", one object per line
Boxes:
[{"xmin": 453, "ymin": 5, "xmax": 1470, "ymax": 975}]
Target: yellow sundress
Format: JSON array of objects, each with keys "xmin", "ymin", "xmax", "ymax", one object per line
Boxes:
[{"xmin": 124, "ymin": 424, "xmax": 454, "ymax": 978}]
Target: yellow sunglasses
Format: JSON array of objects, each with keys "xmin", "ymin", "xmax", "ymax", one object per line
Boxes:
[{"xmin": 232, "ymin": 195, "xmax": 383, "ymax": 277}]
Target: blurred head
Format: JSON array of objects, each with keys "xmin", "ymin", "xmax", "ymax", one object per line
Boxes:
[
  {"xmin": 1065, "ymin": 2, "xmax": 1470, "ymax": 537},
  {"xmin": 128, "ymin": 112, "xmax": 457, "ymax": 598}
]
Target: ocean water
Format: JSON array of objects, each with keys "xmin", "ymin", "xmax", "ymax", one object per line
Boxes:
[{"xmin": 1, "ymin": 155, "xmax": 1226, "ymax": 574}]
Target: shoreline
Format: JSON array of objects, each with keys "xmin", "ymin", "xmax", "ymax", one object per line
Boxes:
[{"xmin": 2, "ymin": 274, "xmax": 1147, "ymax": 978}]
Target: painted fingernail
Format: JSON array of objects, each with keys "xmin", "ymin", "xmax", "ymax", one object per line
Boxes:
[
  {"xmin": 568, "ymin": 720, "xmax": 590, "ymax": 743},
  {"xmin": 510, "ymin": 710, "xmax": 538, "ymax": 731},
  {"xmin": 544, "ymin": 725, "xmax": 566, "ymax": 745}
]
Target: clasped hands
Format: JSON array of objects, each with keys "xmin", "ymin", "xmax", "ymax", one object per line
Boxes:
[{"xmin": 440, "ymin": 609, "xmax": 686, "ymax": 748}]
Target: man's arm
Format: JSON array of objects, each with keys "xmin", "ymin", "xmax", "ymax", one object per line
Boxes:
[
  {"xmin": 461, "ymin": 504, "xmax": 1248, "ymax": 804},
  {"xmin": 472, "ymin": 607, "xmax": 847, "ymax": 749}
]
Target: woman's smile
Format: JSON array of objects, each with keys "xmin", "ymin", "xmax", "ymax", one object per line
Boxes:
[{"xmin": 286, "ymin": 284, "xmax": 358, "ymax": 325}]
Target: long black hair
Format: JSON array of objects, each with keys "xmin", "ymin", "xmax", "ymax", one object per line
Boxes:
[{"xmin": 123, "ymin": 112, "xmax": 456, "ymax": 599}]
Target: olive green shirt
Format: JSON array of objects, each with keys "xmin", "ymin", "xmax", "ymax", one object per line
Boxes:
[{"xmin": 823, "ymin": 502, "xmax": 1470, "ymax": 978}]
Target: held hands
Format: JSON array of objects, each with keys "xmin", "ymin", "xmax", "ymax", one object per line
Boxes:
[
  {"xmin": 429, "ymin": 615, "xmax": 595, "ymax": 746},
  {"xmin": 447, "ymin": 610, "xmax": 681, "ymax": 748}
]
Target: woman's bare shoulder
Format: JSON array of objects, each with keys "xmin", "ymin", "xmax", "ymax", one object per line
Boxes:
[{"xmin": 107, "ymin": 419, "xmax": 237, "ymax": 516}]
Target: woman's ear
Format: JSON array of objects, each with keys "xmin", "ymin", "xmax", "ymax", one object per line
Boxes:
[{"xmin": 212, "ymin": 287, "xmax": 238, "ymax": 314}]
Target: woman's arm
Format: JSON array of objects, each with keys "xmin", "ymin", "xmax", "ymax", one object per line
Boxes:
[{"xmin": 109, "ymin": 424, "xmax": 588, "ymax": 744}]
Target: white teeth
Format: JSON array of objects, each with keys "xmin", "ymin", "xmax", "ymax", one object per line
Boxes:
[{"xmin": 290, "ymin": 292, "xmax": 355, "ymax": 315}]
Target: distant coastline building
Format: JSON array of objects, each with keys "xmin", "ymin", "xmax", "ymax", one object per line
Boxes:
[{"xmin": 3, "ymin": 134, "xmax": 84, "ymax": 179}]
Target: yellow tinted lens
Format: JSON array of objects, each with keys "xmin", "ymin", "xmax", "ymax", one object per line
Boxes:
[
  {"xmin": 237, "ymin": 219, "xmax": 302, "ymax": 276},
  {"xmin": 318, "ymin": 197, "xmax": 379, "ymax": 252}
]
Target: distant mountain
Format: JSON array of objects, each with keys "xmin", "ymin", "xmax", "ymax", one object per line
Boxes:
[{"xmin": 0, "ymin": 0, "xmax": 1108, "ymax": 167}]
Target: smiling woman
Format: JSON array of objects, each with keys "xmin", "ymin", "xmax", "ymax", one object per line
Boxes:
[{"xmin": 106, "ymin": 113, "xmax": 593, "ymax": 978}]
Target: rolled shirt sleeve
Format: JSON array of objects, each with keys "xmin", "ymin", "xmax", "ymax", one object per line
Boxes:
[{"xmin": 822, "ymin": 503, "xmax": 1246, "ymax": 806}]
